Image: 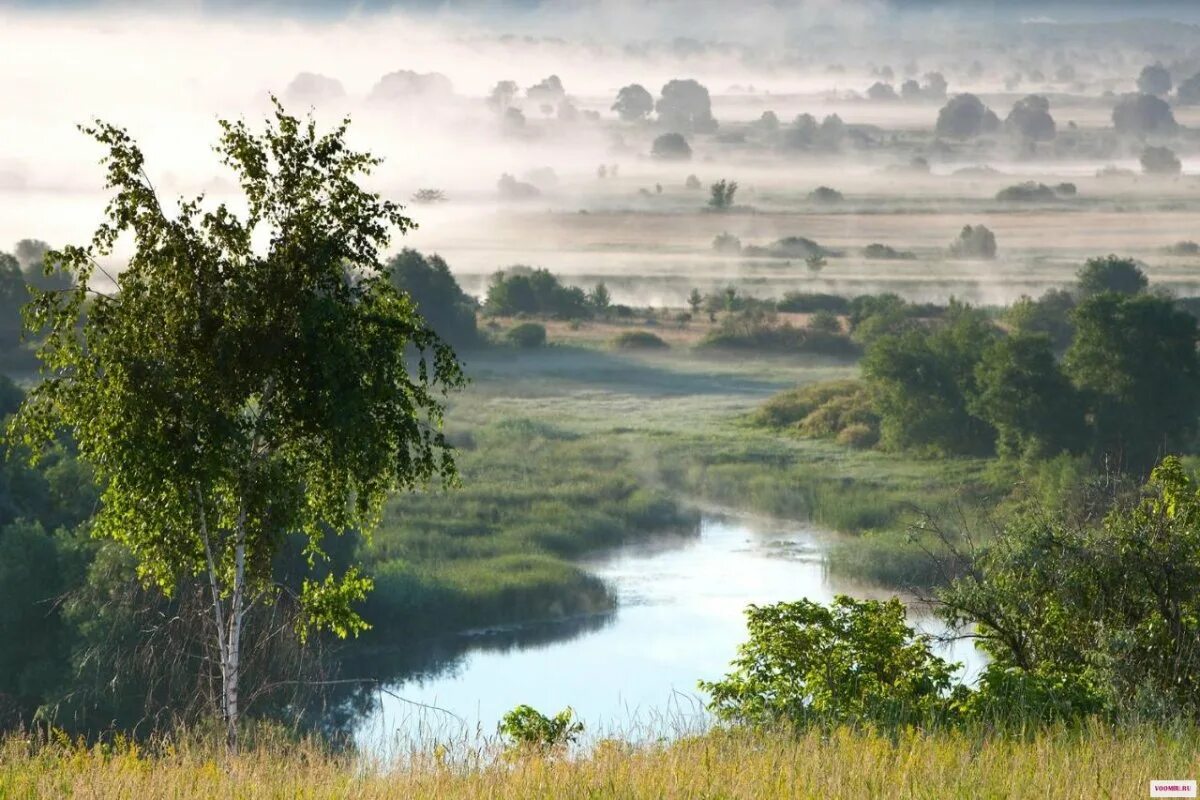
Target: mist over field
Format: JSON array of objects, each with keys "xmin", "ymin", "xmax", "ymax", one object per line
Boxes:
[
  {"xmin": 7, "ymin": 0, "xmax": 1200, "ymax": 304},
  {"xmin": 8, "ymin": 2, "xmax": 1200, "ymax": 794}
]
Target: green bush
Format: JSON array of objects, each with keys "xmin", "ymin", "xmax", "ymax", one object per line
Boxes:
[
  {"xmin": 701, "ymin": 596, "xmax": 963, "ymax": 728},
  {"xmin": 836, "ymin": 423, "xmax": 878, "ymax": 449},
  {"xmin": 500, "ymin": 705, "xmax": 583, "ymax": 751},
  {"xmin": 776, "ymin": 292, "xmax": 851, "ymax": 314},
  {"xmin": 612, "ymin": 330, "xmax": 669, "ymax": 349},
  {"xmin": 507, "ymin": 322, "xmax": 547, "ymax": 348}
]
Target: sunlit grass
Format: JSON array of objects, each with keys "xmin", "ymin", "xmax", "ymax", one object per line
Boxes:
[{"xmin": 3, "ymin": 723, "xmax": 1195, "ymax": 799}]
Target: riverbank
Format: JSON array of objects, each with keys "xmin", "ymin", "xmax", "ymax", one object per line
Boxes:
[
  {"xmin": 357, "ymin": 344, "xmax": 997, "ymax": 654},
  {"xmin": 5, "ymin": 723, "xmax": 1195, "ymax": 799}
]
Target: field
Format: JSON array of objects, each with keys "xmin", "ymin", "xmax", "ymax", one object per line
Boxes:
[{"xmin": 3, "ymin": 723, "xmax": 1196, "ymax": 799}]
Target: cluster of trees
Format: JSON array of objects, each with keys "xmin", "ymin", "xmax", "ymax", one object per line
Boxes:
[
  {"xmin": 0, "ymin": 239, "xmax": 71, "ymax": 355},
  {"xmin": 484, "ymin": 267, "xmax": 610, "ymax": 320},
  {"xmin": 861, "ymin": 257, "xmax": 1200, "ymax": 471},
  {"xmin": 0, "ymin": 104, "xmax": 468, "ymax": 752},
  {"xmin": 862, "ymin": 72, "xmax": 948, "ymax": 102},
  {"xmin": 487, "ymin": 75, "xmax": 584, "ymax": 123},
  {"xmin": 707, "ymin": 455, "xmax": 1200, "ymax": 729},
  {"xmin": 386, "ymin": 249, "xmax": 480, "ymax": 346},
  {"xmin": 612, "ymin": 78, "xmax": 717, "ymax": 132}
]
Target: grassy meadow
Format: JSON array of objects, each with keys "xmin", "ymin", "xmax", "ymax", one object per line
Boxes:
[
  {"xmin": 357, "ymin": 334, "xmax": 998, "ymax": 652},
  {"xmin": 3, "ymin": 723, "xmax": 1196, "ymax": 799}
]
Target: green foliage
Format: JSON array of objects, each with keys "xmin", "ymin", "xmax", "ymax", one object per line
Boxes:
[
  {"xmin": 499, "ymin": 705, "xmax": 583, "ymax": 751},
  {"xmin": 0, "ymin": 254, "xmax": 27, "ymax": 351},
  {"xmin": 611, "ymin": 330, "xmax": 668, "ymax": 349},
  {"xmin": 701, "ymin": 596, "xmax": 962, "ymax": 728},
  {"xmin": 506, "ymin": 322, "xmax": 547, "ymax": 348},
  {"xmin": 1075, "ymin": 255, "xmax": 1147, "ymax": 298},
  {"xmin": 701, "ymin": 309, "xmax": 859, "ymax": 357},
  {"xmin": 484, "ymin": 267, "xmax": 591, "ymax": 319},
  {"xmin": 1004, "ymin": 289, "xmax": 1075, "ymax": 351},
  {"xmin": 588, "ymin": 282, "xmax": 611, "ymax": 312},
  {"xmin": 753, "ymin": 379, "xmax": 879, "ymax": 448},
  {"xmin": 937, "ymin": 458, "xmax": 1200, "ymax": 721},
  {"xmin": 861, "ymin": 302, "xmax": 997, "ymax": 456},
  {"xmin": 971, "ymin": 333, "xmax": 1084, "ymax": 460},
  {"xmin": 385, "ymin": 249, "xmax": 479, "ymax": 346},
  {"xmin": 808, "ymin": 310, "xmax": 841, "ymax": 334},
  {"xmin": 776, "ymin": 292, "xmax": 850, "ymax": 314},
  {"xmin": 995, "ymin": 182, "xmax": 1057, "ymax": 203},
  {"xmin": 7, "ymin": 101, "xmax": 464, "ymax": 740},
  {"xmin": 1065, "ymin": 292, "xmax": 1200, "ymax": 472}
]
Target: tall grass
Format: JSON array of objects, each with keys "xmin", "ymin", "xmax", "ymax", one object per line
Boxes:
[
  {"xmin": 361, "ymin": 416, "xmax": 699, "ymax": 639},
  {"xmin": 2, "ymin": 723, "xmax": 1195, "ymax": 798}
]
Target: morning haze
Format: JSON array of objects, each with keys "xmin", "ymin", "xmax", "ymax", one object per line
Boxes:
[{"xmin": 1, "ymin": 1, "xmax": 1200, "ymax": 796}]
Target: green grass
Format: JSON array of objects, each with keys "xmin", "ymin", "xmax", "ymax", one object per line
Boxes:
[{"xmin": 359, "ymin": 343, "xmax": 998, "ymax": 646}]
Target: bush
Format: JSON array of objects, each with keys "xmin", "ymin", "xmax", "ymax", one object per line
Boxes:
[
  {"xmin": 862, "ymin": 243, "xmax": 916, "ymax": 260},
  {"xmin": 808, "ymin": 186, "xmax": 843, "ymax": 203},
  {"xmin": 1141, "ymin": 146, "xmax": 1182, "ymax": 176},
  {"xmin": 996, "ymin": 182, "xmax": 1057, "ymax": 203},
  {"xmin": 700, "ymin": 596, "xmax": 962, "ymax": 728},
  {"xmin": 507, "ymin": 322, "xmax": 547, "ymax": 348},
  {"xmin": 836, "ymin": 423, "xmax": 878, "ymax": 449},
  {"xmin": 500, "ymin": 705, "xmax": 583, "ymax": 751},
  {"xmin": 1166, "ymin": 240, "xmax": 1200, "ymax": 255},
  {"xmin": 712, "ymin": 232, "xmax": 742, "ymax": 254},
  {"xmin": 753, "ymin": 379, "xmax": 878, "ymax": 447},
  {"xmin": 743, "ymin": 236, "xmax": 837, "ymax": 260},
  {"xmin": 948, "ymin": 225, "xmax": 997, "ymax": 259},
  {"xmin": 701, "ymin": 310, "xmax": 859, "ymax": 357},
  {"xmin": 651, "ymin": 132, "xmax": 692, "ymax": 160},
  {"xmin": 612, "ymin": 331, "xmax": 668, "ymax": 349},
  {"xmin": 776, "ymin": 292, "xmax": 851, "ymax": 314},
  {"xmin": 485, "ymin": 267, "xmax": 591, "ymax": 319},
  {"xmin": 807, "ymin": 310, "xmax": 841, "ymax": 334}
]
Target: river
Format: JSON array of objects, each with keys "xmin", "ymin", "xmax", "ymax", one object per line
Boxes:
[{"xmin": 355, "ymin": 516, "xmax": 984, "ymax": 751}]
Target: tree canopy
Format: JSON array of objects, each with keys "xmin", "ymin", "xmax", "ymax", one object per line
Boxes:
[{"xmin": 10, "ymin": 100, "xmax": 464, "ymax": 749}]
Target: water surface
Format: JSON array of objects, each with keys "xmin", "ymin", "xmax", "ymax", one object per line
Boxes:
[{"xmin": 357, "ymin": 516, "xmax": 982, "ymax": 750}]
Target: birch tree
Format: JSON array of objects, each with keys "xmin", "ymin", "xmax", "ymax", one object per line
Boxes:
[{"xmin": 10, "ymin": 100, "xmax": 463, "ymax": 751}]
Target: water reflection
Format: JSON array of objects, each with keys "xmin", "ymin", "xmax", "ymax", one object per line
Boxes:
[{"xmin": 352, "ymin": 516, "xmax": 984, "ymax": 751}]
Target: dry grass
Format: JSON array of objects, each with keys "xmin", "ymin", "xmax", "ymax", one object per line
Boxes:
[{"xmin": 3, "ymin": 723, "xmax": 1197, "ymax": 799}]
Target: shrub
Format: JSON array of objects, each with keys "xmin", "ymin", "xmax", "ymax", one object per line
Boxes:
[
  {"xmin": 948, "ymin": 225, "xmax": 997, "ymax": 259},
  {"xmin": 753, "ymin": 379, "xmax": 877, "ymax": 446},
  {"xmin": 499, "ymin": 705, "xmax": 583, "ymax": 751},
  {"xmin": 701, "ymin": 310, "xmax": 859, "ymax": 357},
  {"xmin": 836, "ymin": 422, "xmax": 878, "ymax": 449},
  {"xmin": 995, "ymin": 182, "xmax": 1057, "ymax": 202},
  {"xmin": 776, "ymin": 292, "xmax": 851, "ymax": 314},
  {"xmin": 651, "ymin": 132, "xmax": 692, "ymax": 160},
  {"xmin": 1141, "ymin": 145, "xmax": 1182, "ymax": 176},
  {"xmin": 700, "ymin": 596, "xmax": 962, "ymax": 728},
  {"xmin": 612, "ymin": 330, "xmax": 669, "ymax": 349},
  {"xmin": 808, "ymin": 186, "xmax": 844, "ymax": 203},
  {"xmin": 485, "ymin": 267, "xmax": 592, "ymax": 319},
  {"xmin": 862, "ymin": 243, "xmax": 916, "ymax": 260},
  {"xmin": 1167, "ymin": 241, "xmax": 1200, "ymax": 256},
  {"xmin": 712, "ymin": 232, "xmax": 742, "ymax": 254},
  {"xmin": 807, "ymin": 310, "xmax": 842, "ymax": 334},
  {"xmin": 507, "ymin": 322, "xmax": 547, "ymax": 348}
]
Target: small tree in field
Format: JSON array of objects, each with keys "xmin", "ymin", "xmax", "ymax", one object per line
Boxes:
[
  {"xmin": 708, "ymin": 179, "xmax": 738, "ymax": 210},
  {"xmin": 10, "ymin": 101, "xmax": 464, "ymax": 752}
]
